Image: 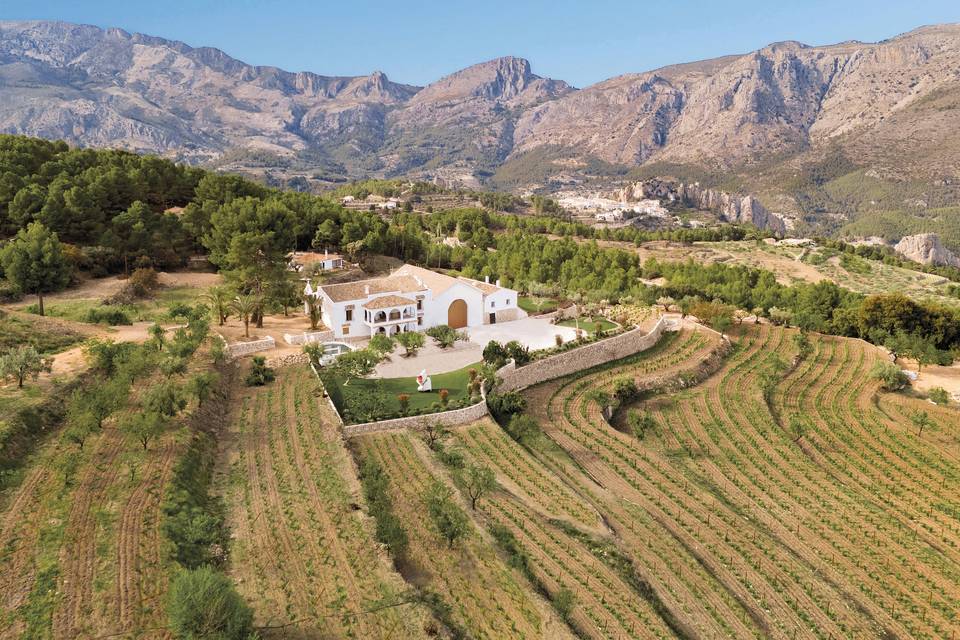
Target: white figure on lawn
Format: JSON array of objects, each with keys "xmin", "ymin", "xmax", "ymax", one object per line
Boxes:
[{"xmin": 416, "ymin": 369, "xmax": 432, "ymax": 392}]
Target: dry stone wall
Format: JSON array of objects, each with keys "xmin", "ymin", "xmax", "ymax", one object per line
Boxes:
[
  {"xmin": 267, "ymin": 353, "xmax": 309, "ymax": 368},
  {"xmin": 226, "ymin": 336, "xmax": 275, "ymax": 357},
  {"xmin": 497, "ymin": 316, "xmax": 677, "ymax": 392},
  {"xmin": 341, "ymin": 399, "xmax": 489, "ymax": 437},
  {"xmin": 283, "ymin": 330, "xmax": 334, "ymax": 345}
]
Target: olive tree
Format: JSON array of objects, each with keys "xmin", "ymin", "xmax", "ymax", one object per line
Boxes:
[
  {"xmin": 0, "ymin": 345, "xmax": 52, "ymax": 388},
  {"xmin": 460, "ymin": 464, "xmax": 497, "ymax": 510}
]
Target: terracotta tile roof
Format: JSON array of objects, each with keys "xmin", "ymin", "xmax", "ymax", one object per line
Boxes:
[
  {"xmin": 391, "ymin": 264, "xmax": 462, "ymax": 295},
  {"xmin": 318, "ymin": 274, "xmax": 425, "ymax": 303},
  {"xmin": 457, "ymin": 276, "xmax": 500, "ymax": 295},
  {"xmin": 363, "ymin": 295, "xmax": 416, "ymax": 310},
  {"xmin": 291, "ymin": 252, "xmax": 343, "ymax": 264}
]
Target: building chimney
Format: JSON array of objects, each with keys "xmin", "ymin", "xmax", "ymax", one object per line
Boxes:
[
  {"xmin": 484, "ymin": 275, "xmax": 489, "ymax": 284},
  {"xmin": 364, "ymin": 285, "xmax": 370, "ymax": 295},
  {"xmin": 495, "ymin": 279, "xmax": 501, "ymax": 287},
  {"xmin": 324, "ymin": 248, "xmax": 328, "ymax": 258}
]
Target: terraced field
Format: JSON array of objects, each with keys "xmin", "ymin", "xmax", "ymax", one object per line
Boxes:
[
  {"xmin": 452, "ymin": 419, "xmax": 681, "ymax": 639},
  {"xmin": 355, "ymin": 431, "xmax": 565, "ymax": 640},
  {"xmin": 221, "ymin": 367, "xmax": 428, "ymax": 639},
  {"xmin": 516, "ymin": 322, "xmax": 960, "ymax": 639},
  {"xmin": 21, "ymin": 317, "xmax": 945, "ymax": 639}
]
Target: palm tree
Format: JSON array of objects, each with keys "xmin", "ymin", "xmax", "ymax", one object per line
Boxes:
[
  {"xmin": 305, "ymin": 295, "xmax": 322, "ymax": 330},
  {"xmin": 203, "ymin": 286, "xmax": 231, "ymax": 326},
  {"xmin": 232, "ymin": 293, "xmax": 258, "ymax": 338}
]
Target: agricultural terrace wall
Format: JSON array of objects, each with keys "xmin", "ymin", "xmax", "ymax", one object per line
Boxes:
[
  {"xmin": 341, "ymin": 397, "xmax": 489, "ymax": 437},
  {"xmin": 496, "ymin": 315, "xmax": 679, "ymax": 392},
  {"xmin": 225, "ymin": 336, "xmax": 276, "ymax": 357},
  {"xmin": 283, "ymin": 330, "xmax": 334, "ymax": 345},
  {"xmin": 267, "ymin": 353, "xmax": 309, "ymax": 368}
]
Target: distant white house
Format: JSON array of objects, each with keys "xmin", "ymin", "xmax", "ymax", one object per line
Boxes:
[
  {"xmin": 290, "ymin": 250, "xmax": 345, "ymax": 272},
  {"xmin": 303, "ymin": 264, "xmax": 523, "ymax": 339},
  {"xmin": 595, "ymin": 209, "xmax": 627, "ymax": 223},
  {"xmin": 633, "ymin": 199, "xmax": 669, "ymax": 216},
  {"xmin": 776, "ymin": 238, "xmax": 815, "ymax": 247},
  {"xmin": 340, "ymin": 195, "xmax": 356, "ymax": 204}
]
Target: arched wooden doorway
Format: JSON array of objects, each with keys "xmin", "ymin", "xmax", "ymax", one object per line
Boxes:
[{"xmin": 447, "ymin": 299, "xmax": 468, "ymax": 329}]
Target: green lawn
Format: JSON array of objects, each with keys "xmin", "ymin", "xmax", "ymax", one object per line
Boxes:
[
  {"xmin": 556, "ymin": 316, "xmax": 618, "ymax": 335},
  {"xmin": 518, "ymin": 295, "xmax": 560, "ymax": 314},
  {"xmin": 333, "ymin": 362, "xmax": 481, "ymax": 423}
]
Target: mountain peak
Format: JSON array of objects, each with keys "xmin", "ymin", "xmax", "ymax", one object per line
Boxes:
[{"xmin": 411, "ymin": 55, "xmax": 570, "ymax": 105}]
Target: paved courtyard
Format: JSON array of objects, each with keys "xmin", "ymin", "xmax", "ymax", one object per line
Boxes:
[
  {"xmin": 370, "ymin": 316, "xmax": 579, "ymax": 378},
  {"xmin": 373, "ymin": 340, "xmax": 482, "ymax": 377},
  {"xmin": 466, "ymin": 316, "xmax": 578, "ymax": 351}
]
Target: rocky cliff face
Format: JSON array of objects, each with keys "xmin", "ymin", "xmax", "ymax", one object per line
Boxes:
[
  {"xmin": 513, "ymin": 27, "xmax": 960, "ymax": 172},
  {"xmin": 894, "ymin": 233, "xmax": 960, "ymax": 266},
  {"xmin": 3, "ymin": 20, "xmax": 960, "ymax": 192},
  {"xmin": 616, "ymin": 180, "xmax": 787, "ymax": 234}
]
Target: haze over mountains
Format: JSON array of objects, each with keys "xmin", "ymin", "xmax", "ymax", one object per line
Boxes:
[{"xmin": 2, "ymin": 19, "xmax": 960, "ymax": 200}]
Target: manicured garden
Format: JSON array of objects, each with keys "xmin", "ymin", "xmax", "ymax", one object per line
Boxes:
[
  {"xmin": 556, "ymin": 316, "xmax": 618, "ymax": 335},
  {"xmin": 518, "ymin": 295, "xmax": 561, "ymax": 314},
  {"xmin": 329, "ymin": 362, "xmax": 482, "ymax": 423}
]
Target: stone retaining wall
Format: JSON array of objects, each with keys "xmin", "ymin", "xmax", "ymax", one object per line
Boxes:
[
  {"xmin": 226, "ymin": 336, "xmax": 275, "ymax": 357},
  {"xmin": 283, "ymin": 330, "xmax": 334, "ymax": 346},
  {"xmin": 496, "ymin": 316, "xmax": 677, "ymax": 392},
  {"xmin": 268, "ymin": 353, "xmax": 309, "ymax": 368},
  {"xmin": 341, "ymin": 398, "xmax": 489, "ymax": 437},
  {"xmin": 311, "ymin": 362, "xmax": 347, "ymax": 425}
]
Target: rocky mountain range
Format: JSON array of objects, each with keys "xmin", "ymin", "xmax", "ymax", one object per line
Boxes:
[{"xmin": 2, "ymin": 20, "xmax": 960, "ymax": 206}]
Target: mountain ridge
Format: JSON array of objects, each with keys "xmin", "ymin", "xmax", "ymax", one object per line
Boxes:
[{"xmin": 2, "ymin": 19, "xmax": 960, "ymax": 208}]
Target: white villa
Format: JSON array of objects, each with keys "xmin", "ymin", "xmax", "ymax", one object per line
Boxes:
[
  {"xmin": 290, "ymin": 250, "xmax": 345, "ymax": 272},
  {"xmin": 303, "ymin": 264, "xmax": 523, "ymax": 338}
]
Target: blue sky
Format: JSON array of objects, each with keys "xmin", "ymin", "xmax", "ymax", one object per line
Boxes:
[{"xmin": 5, "ymin": 1, "xmax": 960, "ymax": 87}]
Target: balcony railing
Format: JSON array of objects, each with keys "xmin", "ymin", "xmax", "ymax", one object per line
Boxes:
[{"xmin": 364, "ymin": 314, "xmax": 417, "ymax": 326}]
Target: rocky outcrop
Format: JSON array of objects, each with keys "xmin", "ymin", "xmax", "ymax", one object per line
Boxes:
[
  {"xmin": 894, "ymin": 233, "xmax": 960, "ymax": 267},
  {"xmin": 615, "ymin": 180, "xmax": 787, "ymax": 234},
  {"xmin": 680, "ymin": 185, "xmax": 787, "ymax": 234}
]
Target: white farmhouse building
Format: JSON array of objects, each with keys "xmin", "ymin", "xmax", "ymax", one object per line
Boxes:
[
  {"xmin": 289, "ymin": 250, "xmax": 345, "ymax": 272},
  {"xmin": 303, "ymin": 264, "xmax": 523, "ymax": 339}
]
